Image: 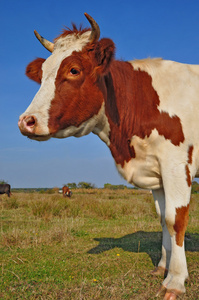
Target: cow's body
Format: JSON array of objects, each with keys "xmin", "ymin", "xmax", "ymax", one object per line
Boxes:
[
  {"xmin": 62, "ymin": 186, "xmax": 72, "ymax": 197},
  {"xmin": 18, "ymin": 14, "xmax": 199, "ymax": 299},
  {"xmin": 0, "ymin": 184, "xmax": 11, "ymax": 197}
]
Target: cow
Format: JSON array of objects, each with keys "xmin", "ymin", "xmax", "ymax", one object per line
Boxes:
[
  {"xmin": 18, "ymin": 13, "xmax": 199, "ymax": 299},
  {"xmin": 0, "ymin": 184, "xmax": 11, "ymax": 197},
  {"xmin": 62, "ymin": 186, "xmax": 72, "ymax": 197}
]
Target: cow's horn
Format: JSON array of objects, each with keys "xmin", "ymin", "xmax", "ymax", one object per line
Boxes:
[
  {"xmin": 84, "ymin": 13, "xmax": 100, "ymax": 43},
  {"xmin": 34, "ymin": 30, "xmax": 54, "ymax": 53}
]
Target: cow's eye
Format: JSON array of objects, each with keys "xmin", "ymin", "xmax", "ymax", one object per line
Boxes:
[{"xmin": 70, "ymin": 68, "xmax": 80, "ymax": 75}]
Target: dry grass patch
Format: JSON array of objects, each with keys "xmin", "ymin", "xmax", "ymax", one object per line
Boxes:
[{"xmin": 0, "ymin": 189, "xmax": 198, "ymax": 299}]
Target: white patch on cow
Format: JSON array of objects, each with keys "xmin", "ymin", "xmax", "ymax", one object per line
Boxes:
[
  {"xmin": 92, "ymin": 104, "xmax": 111, "ymax": 145},
  {"xmin": 115, "ymin": 128, "xmax": 195, "ymax": 206},
  {"xmin": 116, "ymin": 129, "xmax": 162, "ymax": 190},
  {"xmin": 20, "ymin": 31, "xmax": 91, "ymax": 136}
]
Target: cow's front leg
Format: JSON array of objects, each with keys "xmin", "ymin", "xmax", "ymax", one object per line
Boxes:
[
  {"xmin": 152, "ymin": 188, "xmax": 171, "ymax": 277},
  {"xmin": 153, "ymin": 177, "xmax": 190, "ymax": 299},
  {"xmin": 158, "ymin": 207, "xmax": 189, "ymax": 299}
]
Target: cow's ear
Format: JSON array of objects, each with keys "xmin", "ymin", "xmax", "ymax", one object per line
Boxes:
[
  {"xmin": 94, "ymin": 38, "xmax": 115, "ymax": 75},
  {"xmin": 26, "ymin": 58, "xmax": 45, "ymax": 84}
]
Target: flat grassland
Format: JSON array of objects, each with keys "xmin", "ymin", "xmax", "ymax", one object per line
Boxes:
[{"xmin": 0, "ymin": 189, "xmax": 198, "ymax": 299}]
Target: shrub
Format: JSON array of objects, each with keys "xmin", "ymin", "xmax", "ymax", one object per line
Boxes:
[
  {"xmin": 67, "ymin": 183, "xmax": 77, "ymax": 189},
  {"xmin": 104, "ymin": 183, "xmax": 127, "ymax": 190},
  {"xmin": 78, "ymin": 182, "xmax": 96, "ymax": 189}
]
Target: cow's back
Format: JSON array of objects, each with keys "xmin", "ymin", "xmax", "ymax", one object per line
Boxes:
[{"xmin": 130, "ymin": 58, "xmax": 199, "ymax": 142}]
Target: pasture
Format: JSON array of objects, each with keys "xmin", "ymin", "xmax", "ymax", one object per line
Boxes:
[{"xmin": 0, "ymin": 189, "xmax": 198, "ymax": 299}]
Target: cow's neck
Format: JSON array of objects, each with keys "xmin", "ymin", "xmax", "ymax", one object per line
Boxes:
[
  {"xmin": 102, "ymin": 60, "xmax": 139, "ymax": 167},
  {"xmin": 99, "ymin": 59, "xmax": 184, "ymax": 168}
]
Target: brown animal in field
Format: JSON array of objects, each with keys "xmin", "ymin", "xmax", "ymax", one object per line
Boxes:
[{"xmin": 62, "ymin": 186, "xmax": 72, "ymax": 197}]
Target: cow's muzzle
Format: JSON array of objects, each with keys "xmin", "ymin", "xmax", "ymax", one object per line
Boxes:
[
  {"xmin": 18, "ymin": 115, "xmax": 51, "ymax": 141},
  {"xmin": 18, "ymin": 115, "xmax": 37, "ymax": 134}
]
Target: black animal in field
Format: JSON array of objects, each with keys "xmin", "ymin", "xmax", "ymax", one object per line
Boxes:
[{"xmin": 0, "ymin": 184, "xmax": 11, "ymax": 197}]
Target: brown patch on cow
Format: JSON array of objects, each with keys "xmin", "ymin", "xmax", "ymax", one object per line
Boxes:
[
  {"xmin": 104, "ymin": 61, "xmax": 185, "ymax": 166},
  {"xmin": 185, "ymin": 164, "xmax": 192, "ymax": 187},
  {"xmin": 48, "ymin": 39, "xmax": 115, "ymax": 134},
  {"xmin": 174, "ymin": 204, "xmax": 189, "ymax": 247},
  {"xmin": 26, "ymin": 58, "xmax": 45, "ymax": 84},
  {"xmin": 187, "ymin": 145, "xmax": 194, "ymax": 164},
  {"xmin": 48, "ymin": 53, "xmax": 103, "ymax": 132},
  {"xmin": 127, "ymin": 139, "xmax": 136, "ymax": 158}
]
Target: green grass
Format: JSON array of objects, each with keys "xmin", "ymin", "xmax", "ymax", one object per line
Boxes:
[{"xmin": 0, "ymin": 190, "xmax": 198, "ymax": 299}]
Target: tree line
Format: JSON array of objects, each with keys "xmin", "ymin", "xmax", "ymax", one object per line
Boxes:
[
  {"xmin": 2, "ymin": 179, "xmax": 199, "ymax": 192},
  {"xmin": 67, "ymin": 182, "xmax": 129, "ymax": 190}
]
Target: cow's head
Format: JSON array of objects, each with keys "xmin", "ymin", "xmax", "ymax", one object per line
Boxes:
[{"xmin": 18, "ymin": 13, "xmax": 115, "ymax": 141}]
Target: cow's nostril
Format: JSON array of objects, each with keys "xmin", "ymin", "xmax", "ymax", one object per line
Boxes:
[
  {"xmin": 25, "ymin": 116, "xmax": 36, "ymax": 127},
  {"xmin": 18, "ymin": 115, "xmax": 38, "ymax": 136}
]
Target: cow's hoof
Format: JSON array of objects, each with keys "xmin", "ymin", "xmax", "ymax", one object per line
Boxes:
[
  {"xmin": 151, "ymin": 266, "xmax": 167, "ymax": 277},
  {"xmin": 163, "ymin": 289, "xmax": 183, "ymax": 300},
  {"xmin": 156, "ymin": 286, "xmax": 183, "ymax": 299}
]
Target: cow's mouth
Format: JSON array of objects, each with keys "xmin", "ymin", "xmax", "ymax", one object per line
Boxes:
[{"xmin": 26, "ymin": 133, "xmax": 52, "ymax": 141}]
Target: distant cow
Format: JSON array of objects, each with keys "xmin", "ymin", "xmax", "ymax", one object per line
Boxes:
[
  {"xmin": 0, "ymin": 184, "xmax": 11, "ymax": 197},
  {"xmin": 18, "ymin": 13, "xmax": 199, "ymax": 299},
  {"xmin": 62, "ymin": 186, "xmax": 72, "ymax": 197}
]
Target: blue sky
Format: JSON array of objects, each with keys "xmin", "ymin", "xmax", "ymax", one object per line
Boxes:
[{"xmin": 1, "ymin": 0, "xmax": 199, "ymax": 188}]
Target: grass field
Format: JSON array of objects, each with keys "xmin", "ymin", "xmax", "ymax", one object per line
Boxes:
[{"xmin": 0, "ymin": 189, "xmax": 198, "ymax": 299}]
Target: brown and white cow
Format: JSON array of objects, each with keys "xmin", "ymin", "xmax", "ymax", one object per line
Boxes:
[
  {"xmin": 62, "ymin": 186, "xmax": 72, "ymax": 197},
  {"xmin": 18, "ymin": 13, "xmax": 199, "ymax": 299}
]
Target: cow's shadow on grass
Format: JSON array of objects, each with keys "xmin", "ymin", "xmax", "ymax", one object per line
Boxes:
[{"xmin": 88, "ymin": 231, "xmax": 199, "ymax": 266}]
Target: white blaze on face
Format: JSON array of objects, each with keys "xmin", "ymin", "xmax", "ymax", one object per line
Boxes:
[{"xmin": 20, "ymin": 31, "xmax": 91, "ymax": 136}]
